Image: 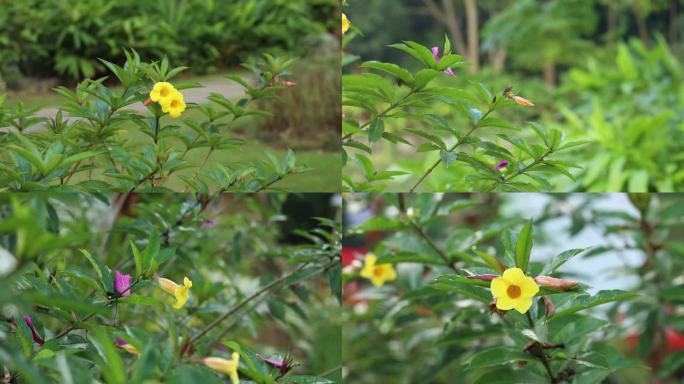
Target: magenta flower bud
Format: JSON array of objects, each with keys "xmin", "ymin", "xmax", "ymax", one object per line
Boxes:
[
  {"xmin": 257, "ymin": 353, "xmax": 296, "ymax": 376},
  {"xmin": 431, "ymin": 47, "xmax": 457, "ymax": 78},
  {"xmin": 496, "ymin": 160, "xmax": 509, "ymax": 172},
  {"xmin": 466, "ymin": 274, "xmax": 498, "ymax": 282},
  {"xmin": 23, "ymin": 315, "xmax": 43, "ymax": 346},
  {"xmin": 114, "ymin": 271, "xmax": 132, "ymax": 297},
  {"xmin": 201, "ymin": 220, "xmax": 217, "ymax": 229}
]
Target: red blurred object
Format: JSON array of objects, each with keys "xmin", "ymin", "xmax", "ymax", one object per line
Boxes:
[
  {"xmin": 626, "ymin": 327, "xmax": 684, "ymax": 351},
  {"xmin": 342, "ymin": 246, "xmax": 367, "ymax": 267},
  {"xmin": 666, "ymin": 328, "xmax": 684, "ymax": 350}
]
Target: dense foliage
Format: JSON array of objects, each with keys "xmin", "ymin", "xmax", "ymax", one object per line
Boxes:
[
  {"xmin": 343, "ymin": 0, "xmax": 684, "ymax": 192},
  {"xmin": 0, "ymin": 0, "xmax": 338, "ymax": 84},
  {"xmin": 342, "ymin": 12, "xmax": 583, "ymax": 192},
  {"xmin": 342, "ymin": 193, "xmax": 684, "ymax": 383},
  {"xmin": 0, "ymin": 193, "xmax": 342, "ymax": 383},
  {"xmin": 0, "ymin": 52, "xmax": 309, "ymax": 192}
]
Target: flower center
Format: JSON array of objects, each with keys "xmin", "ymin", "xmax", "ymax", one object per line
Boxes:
[
  {"xmin": 507, "ymin": 284, "xmax": 521, "ymax": 299},
  {"xmin": 171, "ymin": 100, "xmax": 178, "ymax": 108},
  {"xmin": 373, "ymin": 266, "xmax": 384, "ymax": 277},
  {"xmin": 160, "ymin": 88, "xmax": 169, "ymax": 97}
]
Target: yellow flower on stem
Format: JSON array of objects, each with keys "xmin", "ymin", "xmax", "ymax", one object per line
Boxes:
[
  {"xmin": 360, "ymin": 253, "xmax": 396, "ymax": 287},
  {"xmin": 201, "ymin": 352, "xmax": 240, "ymax": 384},
  {"xmin": 115, "ymin": 338, "xmax": 140, "ymax": 356},
  {"xmin": 342, "ymin": 13, "xmax": 350, "ymax": 34},
  {"xmin": 158, "ymin": 276, "xmax": 192, "ymax": 309},
  {"xmin": 149, "ymin": 82, "xmax": 176, "ymax": 104},
  {"xmin": 491, "ymin": 268, "xmax": 539, "ymax": 314},
  {"xmin": 159, "ymin": 89, "xmax": 186, "ymax": 118}
]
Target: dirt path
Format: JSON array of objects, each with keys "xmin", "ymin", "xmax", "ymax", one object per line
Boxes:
[{"xmin": 31, "ymin": 75, "xmax": 250, "ymax": 122}]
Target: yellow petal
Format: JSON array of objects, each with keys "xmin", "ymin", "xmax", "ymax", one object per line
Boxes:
[
  {"xmin": 502, "ymin": 267, "xmax": 527, "ymax": 286},
  {"xmin": 121, "ymin": 344, "xmax": 140, "ymax": 356},
  {"xmin": 149, "ymin": 89, "xmax": 161, "ymax": 102},
  {"xmin": 342, "ymin": 13, "xmax": 350, "ymax": 34},
  {"xmin": 365, "ymin": 253, "xmax": 377, "ymax": 267},
  {"xmin": 158, "ymin": 277, "xmax": 179, "ymax": 295},
  {"xmin": 383, "ymin": 265, "xmax": 397, "ymax": 281},
  {"xmin": 519, "ymin": 276, "xmax": 539, "ymax": 298},
  {"xmin": 513, "ymin": 297, "xmax": 533, "ymax": 314},
  {"xmin": 495, "ymin": 296, "xmax": 516, "ymax": 310},
  {"xmin": 183, "ymin": 277, "xmax": 193, "ymax": 288},
  {"xmin": 490, "ymin": 277, "xmax": 509, "ymax": 298},
  {"xmin": 370, "ymin": 276, "xmax": 385, "ymax": 287},
  {"xmin": 172, "ymin": 285, "xmax": 190, "ymax": 309}
]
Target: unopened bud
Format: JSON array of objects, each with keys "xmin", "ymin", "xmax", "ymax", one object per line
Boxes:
[
  {"xmin": 535, "ymin": 276, "xmax": 577, "ymax": 291},
  {"xmin": 512, "ymin": 95, "xmax": 535, "ymax": 107}
]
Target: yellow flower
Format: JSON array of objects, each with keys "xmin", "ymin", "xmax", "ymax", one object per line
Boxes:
[
  {"xmin": 149, "ymin": 82, "xmax": 176, "ymax": 104},
  {"xmin": 116, "ymin": 339, "xmax": 140, "ymax": 356},
  {"xmin": 342, "ymin": 13, "xmax": 350, "ymax": 35},
  {"xmin": 360, "ymin": 253, "xmax": 396, "ymax": 287},
  {"xmin": 159, "ymin": 89, "xmax": 186, "ymax": 118},
  {"xmin": 491, "ymin": 268, "xmax": 539, "ymax": 314},
  {"xmin": 202, "ymin": 352, "xmax": 240, "ymax": 384},
  {"xmin": 158, "ymin": 276, "xmax": 192, "ymax": 309}
]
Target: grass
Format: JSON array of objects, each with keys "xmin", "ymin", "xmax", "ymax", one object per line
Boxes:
[{"xmin": 4, "ymin": 71, "xmax": 341, "ymax": 192}]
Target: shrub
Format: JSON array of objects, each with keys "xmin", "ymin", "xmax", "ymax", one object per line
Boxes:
[
  {"xmin": 342, "ymin": 193, "xmax": 649, "ymax": 383},
  {"xmin": 341, "ymin": 11, "xmax": 586, "ymax": 192},
  {"xmin": 0, "ymin": 193, "xmax": 341, "ymax": 383},
  {"xmin": 0, "ymin": 51, "xmax": 308, "ymax": 192},
  {"xmin": 0, "ymin": 0, "xmax": 335, "ymax": 82}
]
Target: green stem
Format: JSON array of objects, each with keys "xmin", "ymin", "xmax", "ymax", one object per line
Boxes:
[
  {"xmin": 526, "ymin": 312, "xmax": 556, "ymax": 383},
  {"xmin": 185, "ymin": 257, "xmax": 338, "ymax": 349},
  {"xmin": 342, "ymin": 89, "xmax": 417, "ymax": 142},
  {"xmin": 487, "ymin": 150, "xmax": 552, "ymax": 192},
  {"xmin": 409, "ymin": 108, "xmax": 492, "ymax": 192}
]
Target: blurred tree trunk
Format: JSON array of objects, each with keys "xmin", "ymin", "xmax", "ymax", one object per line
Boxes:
[
  {"xmin": 423, "ymin": 0, "xmax": 480, "ymax": 72},
  {"xmin": 490, "ymin": 46, "xmax": 507, "ymax": 74},
  {"xmin": 423, "ymin": 0, "xmax": 467, "ymax": 54},
  {"xmin": 633, "ymin": 2, "xmax": 649, "ymax": 48},
  {"xmin": 543, "ymin": 61, "xmax": 556, "ymax": 86},
  {"xmin": 464, "ymin": 0, "xmax": 480, "ymax": 72},
  {"xmin": 670, "ymin": 0, "xmax": 678, "ymax": 45}
]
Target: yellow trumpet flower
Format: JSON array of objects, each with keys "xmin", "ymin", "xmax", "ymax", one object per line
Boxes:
[
  {"xmin": 201, "ymin": 352, "xmax": 240, "ymax": 384},
  {"xmin": 360, "ymin": 253, "xmax": 396, "ymax": 287},
  {"xmin": 490, "ymin": 268, "xmax": 539, "ymax": 314},
  {"xmin": 342, "ymin": 13, "xmax": 350, "ymax": 35},
  {"xmin": 158, "ymin": 276, "xmax": 192, "ymax": 309},
  {"xmin": 149, "ymin": 82, "xmax": 176, "ymax": 104},
  {"xmin": 159, "ymin": 89, "xmax": 186, "ymax": 118}
]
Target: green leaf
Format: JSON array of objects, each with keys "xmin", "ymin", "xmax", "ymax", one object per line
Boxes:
[
  {"xmin": 368, "ymin": 118, "xmax": 384, "ymax": 144},
  {"xmin": 551, "ymin": 290, "xmax": 638, "ymax": 319},
  {"xmin": 474, "ymin": 368, "xmax": 547, "ymax": 384},
  {"xmin": 514, "ymin": 219, "xmax": 533, "ymax": 272},
  {"xmin": 440, "ymin": 150, "xmax": 457, "ymax": 168},
  {"xmin": 473, "ymin": 250, "xmax": 505, "ymax": 273},
  {"xmin": 361, "ymin": 61, "xmax": 413, "ymax": 84},
  {"xmin": 79, "ymin": 249, "xmax": 112, "ymax": 292},
  {"xmin": 142, "ymin": 231, "xmax": 160, "ymax": 275},
  {"xmin": 540, "ymin": 248, "xmax": 588, "ymax": 275},
  {"xmin": 15, "ymin": 316, "xmax": 34, "ymax": 358},
  {"xmin": 283, "ymin": 376, "xmax": 334, "ymax": 384},
  {"xmin": 166, "ymin": 364, "xmax": 224, "ymax": 384},
  {"xmin": 467, "ymin": 346, "xmax": 532, "ymax": 369},
  {"xmin": 118, "ymin": 294, "xmax": 158, "ymax": 306},
  {"xmin": 658, "ymin": 350, "xmax": 684, "ymax": 378},
  {"xmin": 89, "ymin": 326, "xmax": 126, "ymax": 384},
  {"xmin": 130, "ymin": 240, "xmax": 143, "ymax": 277}
]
